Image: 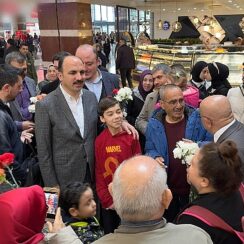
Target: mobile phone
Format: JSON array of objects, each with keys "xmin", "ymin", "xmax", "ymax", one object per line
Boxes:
[{"xmin": 44, "ymin": 188, "xmax": 59, "ymax": 218}]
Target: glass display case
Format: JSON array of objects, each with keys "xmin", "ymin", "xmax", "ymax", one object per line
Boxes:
[{"xmin": 134, "ymin": 45, "xmax": 243, "ymax": 86}]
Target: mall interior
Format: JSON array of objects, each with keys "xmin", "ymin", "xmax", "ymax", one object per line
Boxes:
[{"xmin": 0, "ymin": 0, "xmax": 243, "ymax": 86}]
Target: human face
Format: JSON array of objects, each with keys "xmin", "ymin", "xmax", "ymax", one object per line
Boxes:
[
  {"xmin": 19, "ymin": 45, "xmax": 29, "ymax": 56},
  {"xmin": 76, "ymin": 188, "xmax": 96, "ymax": 219},
  {"xmin": 100, "ymin": 103, "xmax": 123, "ymax": 135},
  {"xmin": 160, "ymin": 88, "xmax": 185, "ymax": 123},
  {"xmin": 7, "ymin": 75, "xmax": 23, "ymax": 102},
  {"xmin": 142, "ymin": 74, "xmax": 153, "ymax": 92},
  {"xmin": 152, "ymin": 70, "xmax": 170, "ymax": 90},
  {"xmin": 10, "ymin": 60, "xmax": 27, "ymax": 77},
  {"xmin": 202, "ymin": 67, "xmax": 212, "ymax": 81},
  {"xmin": 47, "ymin": 66, "xmax": 58, "ymax": 81},
  {"xmin": 187, "ymin": 150, "xmax": 203, "ymax": 193},
  {"xmin": 76, "ymin": 48, "xmax": 99, "ymax": 81},
  {"xmin": 58, "ymin": 56, "xmax": 85, "ymax": 97}
]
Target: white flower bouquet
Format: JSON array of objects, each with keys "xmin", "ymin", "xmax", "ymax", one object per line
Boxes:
[
  {"xmin": 28, "ymin": 94, "xmax": 46, "ymax": 113},
  {"xmin": 114, "ymin": 87, "xmax": 133, "ymax": 103},
  {"xmin": 173, "ymin": 140, "xmax": 199, "ymax": 165}
]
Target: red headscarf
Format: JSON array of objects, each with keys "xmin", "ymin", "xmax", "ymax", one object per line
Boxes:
[{"xmin": 0, "ymin": 185, "xmax": 47, "ymax": 244}]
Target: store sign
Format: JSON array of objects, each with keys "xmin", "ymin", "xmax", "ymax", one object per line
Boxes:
[{"xmin": 163, "ymin": 21, "xmax": 170, "ymax": 30}]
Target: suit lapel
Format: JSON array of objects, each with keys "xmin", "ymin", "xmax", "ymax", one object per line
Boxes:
[
  {"xmin": 217, "ymin": 121, "xmax": 238, "ymax": 143},
  {"xmin": 82, "ymin": 91, "xmax": 89, "ymax": 139},
  {"xmin": 101, "ymin": 71, "xmax": 113, "ymax": 97},
  {"xmin": 54, "ymin": 87, "xmax": 82, "ymax": 138}
]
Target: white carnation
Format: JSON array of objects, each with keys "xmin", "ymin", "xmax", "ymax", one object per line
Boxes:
[
  {"xmin": 28, "ymin": 104, "xmax": 35, "ymax": 113},
  {"xmin": 173, "ymin": 147, "xmax": 182, "ymax": 159},
  {"xmin": 30, "ymin": 97, "xmax": 38, "ymax": 104}
]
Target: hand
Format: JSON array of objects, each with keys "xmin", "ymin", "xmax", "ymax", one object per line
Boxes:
[
  {"xmin": 121, "ymin": 120, "xmax": 139, "ymax": 140},
  {"xmin": 155, "ymin": 157, "xmax": 167, "ymax": 168},
  {"xmin": 22, "ymin": 121, "xmax": 35, "ymax": 130},
  {"xmin": 182, "ymin": 138, "xmax": 193, "ymax": 143},
  {"xmin": 20, "ymin": 128, "xmax": 34, "ymax": 143},
  {"xmin": 47, "ymin": 207, "xmax": 65, "ymax": 233}
]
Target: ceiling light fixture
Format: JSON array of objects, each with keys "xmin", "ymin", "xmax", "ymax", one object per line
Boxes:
[
  {"xmin": 157, "ymin": 0, "xmax": 163, "ymax": 29},
  {"xmin": 172, "ymin": 0, "xmax": 182, "ymax": 32}
]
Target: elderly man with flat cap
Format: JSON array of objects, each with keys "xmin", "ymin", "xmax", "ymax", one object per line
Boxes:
[{"xmin": 93, "ymin": 155, "xmax": 213, "ymax": 244}]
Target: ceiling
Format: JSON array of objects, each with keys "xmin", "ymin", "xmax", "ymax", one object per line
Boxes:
[{"xmin": 91, "ymin": 0, "xmax": 244, "ymax": 13}]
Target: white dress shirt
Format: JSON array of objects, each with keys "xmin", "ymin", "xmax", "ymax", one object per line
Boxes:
[
  {"xmin": 60, "ymin": 85, "xmax": 84, "ymax": 137},
  {"xmin": 214, "ymin": 119, "xmax": 236, "ymax": 142},
  {"xmin": 85, "ymin": 70, "xmax": 103, "ymax": 101}
]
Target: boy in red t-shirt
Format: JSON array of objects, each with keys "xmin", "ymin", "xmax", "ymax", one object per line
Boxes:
[{"xmin": 95, "ymin": 97, "xmax": 141, "ymax": 234}]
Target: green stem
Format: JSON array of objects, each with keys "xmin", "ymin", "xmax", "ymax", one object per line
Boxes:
[{"xmin": 6, "ymin": 166, "xmax": 19, "ymax": 188}]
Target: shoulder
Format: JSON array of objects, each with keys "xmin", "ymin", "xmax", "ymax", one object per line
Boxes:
[
  {"xmin": 95, "ymin": 129, "xmax": 108, "ymax": 144},
  {"xmin": 165, "ymin": 223, "xmax": 212, "ymax": 242},
  {"xmin": 82, "ymin": 89, "xmax": 97, "ymax": 100},
  {"xmin": 25, "ymin": 76, "xmax": 36, "ymax": 85},
  {"xmin": 101, "ymin": 71, "xmax": 119, "ymax": 80}
]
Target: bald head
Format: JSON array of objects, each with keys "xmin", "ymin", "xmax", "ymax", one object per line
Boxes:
[
  {"xmin": 112, "ymin": 156, "xmax": 171, "ymax": 221},
  {"xmin": 200, "ymin": 95, "xmax": 233, "ymax": 121},
  {"xmin": 200, "ymin": 95, "xmax": 234, "ymax": 132},
  {"xmin": 75, "ymin": 44, "xmax": 97, "ymax": 59}
]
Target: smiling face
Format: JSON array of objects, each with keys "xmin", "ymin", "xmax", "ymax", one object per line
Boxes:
[
  {"xmin": 152, "ymin": 70, "xmax": 171, "ymax": 90},
  {"xmin": 142, "ymin": 74, "xmax": 154, "ymax": 92},
  {"xmin": 58, "ymin": 56, "xmax": 85, "ymax": 97},
  {"xmin": 160, "ymin": 88, "xmax": 185, "ymax": 123},
  {"xmin": 75, "ymin": 46, "xmax": 99, "ymax": 81},
  {"xmin": 100, "ymin": 103, "xmax": 123, "ymax": 135},
  {"xmin": 47, "ymin": 65, "xmax": 58, "ymax": 81}
]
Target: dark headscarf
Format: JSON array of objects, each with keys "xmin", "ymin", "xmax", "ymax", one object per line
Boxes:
[
  {"xmin": 0, "ymin": 185, "xmax": 46, "ymax": 244},
  {"xmin": 191, "ymin": 61, "xmax": 207, "ymax": 83},
  {"xmin": 138, "ymin": 70, "xmax": 154, "ymax": 100},
  {"xmin": 208, "ymin": 62, "xmax": 231, "ymax": 89}
]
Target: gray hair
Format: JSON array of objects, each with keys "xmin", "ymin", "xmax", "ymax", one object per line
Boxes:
[
  {"xmin": 5, "ymin": 51, "xmax": 27, "ymax": 65},
  {"xmin": 152, "ymin": 63, "xmax": 171, "ymax": 75},
  {"xmin": 169, "ymin": 66, "xmax": 188, "ymax": 83},
  {"xmin": 112, "ymin": 159, "xmax": 168, "ymax": 221},
  {"xmin": 159, "ymin": 84, "xmax": 182, "ymax": 100}
]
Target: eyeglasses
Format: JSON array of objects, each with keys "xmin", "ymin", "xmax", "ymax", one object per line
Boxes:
[{"xmin": 162, "ymin": 98, "xmax": 185, "ymax": 106}]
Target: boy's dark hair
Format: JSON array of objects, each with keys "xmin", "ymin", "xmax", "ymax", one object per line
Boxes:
[
  {"xmin": 59, "ymin": 182, "xmax": 91, "ymax": 217},
  {"xmin": 19, "ymin": 42, "xmax": 28, "ymax": 48},
  {"xmin": 0, "ymin": 65, "xmax": 20, "ymax": 90},
  {"xmin": 98, "ymin": 97, "xmax": 121, "ymax": 116}
]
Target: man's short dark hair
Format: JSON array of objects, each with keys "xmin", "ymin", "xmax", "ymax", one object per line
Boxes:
[
  {"xmin": 7, "ymin": 39, "xmax": 15, "ymax": 46},
  {"xmin": 52, "ymin": 51, "xmax": 71, "ymax": 64},
  {"xmin": 98, "ymin": 97, "xmax": 121, "ymax": 116},
  {"xmin": 59, "ymin": 182, "xmax": 91, "ymax": 217},
  {"xmin": 0, "ymin": 66, "xmax": 20, "ymax": 90},
  {"xmin": 58, "ymin": 54, "xmax": 73, "ymax": 72},
  {"xmin": 19, "ymin": 42, "xmax": 28, "ymax": 48}
]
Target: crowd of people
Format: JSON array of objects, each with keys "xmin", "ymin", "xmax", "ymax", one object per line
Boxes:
[{"xmin": 0, "ymin": 33, "xmax": 244, "ymax": 244}]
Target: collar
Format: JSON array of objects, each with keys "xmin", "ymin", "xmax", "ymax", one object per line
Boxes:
[
  {"xmin": 191, "ymin": 80, "xmax": 205, "ymax": 88},
  {"xmin": 214, "ymin": 119, "xmax": 236, "ymax": 142},
  {"xmin": 85, "ymin": 69, "xmax": 102, "ymax": 84},
  {"xmin": 115, "ymin": 218, "xmax": 167, "ymax": 234},
  {"xmin": 60, "ymin": 84, "xmax": 83, "ymax": 100}
]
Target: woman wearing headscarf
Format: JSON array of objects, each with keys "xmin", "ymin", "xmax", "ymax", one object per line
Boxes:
[
  {"xmin": 205, "ymin": 62, "xmax": 232, "ymax": 96},
  {"xmin": 189, "ymin": 61, "xmax": 209, "ymax": 100},
  {"xmin": 126, "ymin": 70, "xmax": 154, "ymax": 151},
  {"xmin": 0, "ymin": 185, "xmax": 82, "ymax": 244}
]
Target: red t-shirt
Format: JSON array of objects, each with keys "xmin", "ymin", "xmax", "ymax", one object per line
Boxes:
[
  {"xmin": 164, "ymin": 117, "xmax": 190, "ymax": 195},
  {"xmin": 95, "ymin": 128, "xmax": 141, "ymax": 208}
]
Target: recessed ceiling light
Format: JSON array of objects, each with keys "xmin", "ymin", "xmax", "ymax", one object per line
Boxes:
[
  {"xmin": 194, "ymin": 7, "xmax": 197, "ymax": 10},
  {"xmin": 177, "ymin": 8, "xmax": 181, "ymax": 10},
  {"xmin": 236, "ymin": 5, "xmax": 240, "ymax": 8},
  {"xmin": 234, "ymin": 3, "xmax": 237, "ymax": 5},
  {"xmin": 228, "ymin": 0, "xmax": 232, "ymax": 2},
  {"xmin": 201, "ymin": 9, "xmax": 204, "ymax": 11},
  {"xmin": 163, "ymin": 8, "xmax": 166, "ymax": 11}
]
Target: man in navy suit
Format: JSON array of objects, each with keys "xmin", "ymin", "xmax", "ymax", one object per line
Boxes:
[{"xmin": 75, "ymin": 44, "xmax": 120, "ymax": 102}]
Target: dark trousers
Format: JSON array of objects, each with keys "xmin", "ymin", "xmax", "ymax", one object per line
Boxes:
[
  {"xmin": 101, "ymin": 208, "xmax": 120, "ymax": 234},
  {"xmin": 120, "ymin": 68, "xmax": 133, "ymax": 88},
  {"xmin": 163, "ymin": 193, "xmax": 189, "ymax": 222}
]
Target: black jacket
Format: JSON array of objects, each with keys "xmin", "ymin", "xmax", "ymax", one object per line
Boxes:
[{"xmin": 177, "ymin": 191, "xmax": 243, "ymax": 244}]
